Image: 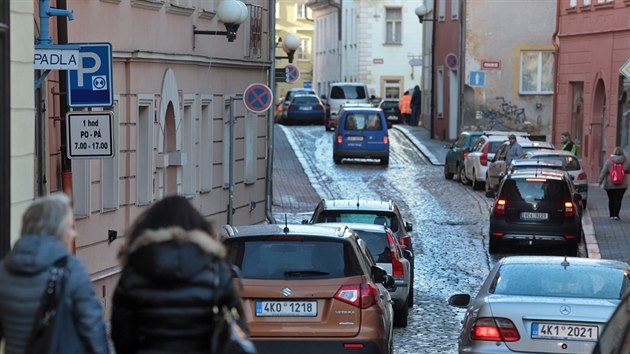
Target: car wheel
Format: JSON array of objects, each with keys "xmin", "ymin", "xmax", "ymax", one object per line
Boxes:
[
  {"xmin": 459, "ymin": 165, "xmax": 470, "ymax": 185},
  {"xmin": 333, "ymin": 154, "xmax": 342, "ymax": 164},
  {"xmin": 444, "ymin": 163, "xmax": 454, "ymax": 180},
  {"xmin": 489, "ymin": 236, "xmax": 500, "ymax": 254},
  {"xmin": 393, "ymin": 299, "xmax": 409, "ymax": 328},
  {"xmin": 381, "ymin": 157, "xmax": 389, "ymax": 166}
]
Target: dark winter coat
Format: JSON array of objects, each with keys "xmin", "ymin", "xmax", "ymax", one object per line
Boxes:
[
  {"xmin": 598, "ymin": 154, "xmax": 630, "ymax": 190},
  {"xmin": 111, "ymin": 227, "xmax": 240, "ymax": 354},
  {"xmin": 0, "ymin": 235, "xmax": 110, "ymax": 354},
  {"xmin": 410, "ymin": 86, "xmax": 422, "ymax": 109}
]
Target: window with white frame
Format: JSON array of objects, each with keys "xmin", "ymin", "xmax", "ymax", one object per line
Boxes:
[
  {"xmin": 583, "ymin": 0, "xmax": 591, "ymax": 5},
  {"xmin": 137, "ymin": 95, "xmax": 154, "ymax": 205},
  {"xmin": 438, "ymin": 0, "xmax": 446, "ymax": 21},
  {"xmin": 182, "ymin": 96, "xmax": 196, "ymax": 196},
  {"xmin": 384, "ymin": 79, "xmax": 401, "ymax": 99},
  {"xmin": 296, "ymin": 3, "xmax": 310, "ymax": 19},
  {"xmin": 171, "ymin": 0, "xmax": 192, "ymax": 8},
  {"xmin": 385, "ymin": 8, "xmax": 402, "ymax": 44},
  {"xmin": 199, "ymin": 96, "xmax": 213, "ymax": 192},
  {"xmin": 200, "ymin": 0, "xmax": 212, "ymax": 11},
  {"xmin": 101, "ymin": 99, "xmax": 120, "ymax": 211},
  {"xmin": 297, "ymin": 38, "xmax": 310, "ymax": 60},
  {"xmin": 520, "ymin": 50, "xmax": 554, "ymax": 94},
  {"xmin": 244, "ymin": 111, "xmax": 257, "ymax": 185},
  {"xmin": 275, "ymin": 1, "xmax": 280, "ymax": 19},
  {"xmin": 569, "ymin": 0, "xmax": 577, "ymax": 6},
  {"xmin": 437, "ymin": 66, "xmax": 444, "ymax": 118}
]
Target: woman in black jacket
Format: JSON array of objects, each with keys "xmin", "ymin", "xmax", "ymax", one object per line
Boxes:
[{"xmin": 111, "ymin": 195, "xmax": 242, "ymax": 354}]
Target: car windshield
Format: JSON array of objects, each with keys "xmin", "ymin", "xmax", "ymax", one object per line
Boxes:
[
  {"xmin": 344, "ymin": 113, "xmax": 382, "ymax": 130},
  {"xmin": 491, "ymin": 263, "xmax": 630, "ymax": 299},
  {"xmin": 226, "ymin": 238, "xmax": 361, "ymax": 280},
  {"xmin": 315, "ymin": 211, "xmax": 399, "ymax": 232},
  {"xmin": 499, "ymin": 178, "xmax": 570, "ymax": 202},
  {"xmin": 331, "ymin": 85, "xmax": 367, "ymax": 99},
  {"xmin": 352, "ymin": 230, "xmax": 392, "ymax": 263}
]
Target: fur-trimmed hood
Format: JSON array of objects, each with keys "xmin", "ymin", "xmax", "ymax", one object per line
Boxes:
[{"xmin": 119, "ymin": 227, "xmax": 226, "ymax": 283}]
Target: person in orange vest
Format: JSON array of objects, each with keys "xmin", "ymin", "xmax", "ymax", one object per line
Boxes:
[{"xmin": 399, "ymin": 90, "xmax": 412, "ymax": 125}]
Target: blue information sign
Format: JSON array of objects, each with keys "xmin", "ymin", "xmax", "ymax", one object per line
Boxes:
[
  {"xmin": 469, "ymin": 71, "xmax": 486, "ymax": 87},
  {"xmin": 67, "ymin": 43, "xmax": 113, "ymax": 107}
]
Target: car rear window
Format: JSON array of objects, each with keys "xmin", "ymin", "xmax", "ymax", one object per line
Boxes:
[
  {"xmin": 491, "ymin": 264, "xmax": 630, "ymax": 299},
  {"xmin": 293, "ymin": 96, "xmax": 319, "ymax": 104},
  {"xmin": 331, "ymin": 85, "xmax": 367, "ymax": 99},
  {"xmin": 315, "ymin": 211, "xmax": 399, "ymax": 232},
  {"xmin": 530, "ymin": 155, "xmax": 581, "ymax": 171},
  {"xmin": 352, "ymin": 230, "xmax": 392, "ymax": 263},
  {"xmin": 380, "ymin": 101, "xmax": 397, "ymax": 109},
  {"xmin": 499, "ymin": 178, "xmax": 571, "ymax": 202},
  {"xmin": 343, "ymin": 113, "xmax": 382, "ymax": 131},
  {"xmin": 225, "ymin": 238, "xmax": 363, "ymax": 280}
]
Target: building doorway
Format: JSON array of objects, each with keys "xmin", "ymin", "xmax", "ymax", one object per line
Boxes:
[{"xmin": 617, "ymin": 76, "xmax": 630, "ymax": 156}]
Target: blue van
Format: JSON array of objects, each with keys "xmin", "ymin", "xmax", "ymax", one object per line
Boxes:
[{"xmin": 333, "ymin": 106, "xmax": 390, "ymax": 165}]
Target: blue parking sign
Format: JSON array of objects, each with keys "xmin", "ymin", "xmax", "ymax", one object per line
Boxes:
[{"xmin": 67, "ymin": 43, "xmax": 113, "ymax": 107}]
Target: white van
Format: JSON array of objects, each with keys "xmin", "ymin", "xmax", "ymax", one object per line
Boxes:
[{"xmin": 327, "ymin": 82, "xmax": 370, "ymax": 119}]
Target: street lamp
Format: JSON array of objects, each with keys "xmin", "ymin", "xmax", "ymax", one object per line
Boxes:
[
  {"xmin": 276, "ymin": 33, "xmax": 300, "ymax": 63},
  {"xmin": 415, "ymin": 3, "xmax": 436, "ymax": 139},
  {"xmin": 193, "ymin": 0, "xmax": 248, "ymax": 44}
]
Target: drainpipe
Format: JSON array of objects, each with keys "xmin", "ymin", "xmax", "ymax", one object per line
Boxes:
[
  {"xmin": 265, "ymin": 0, "xmax": 277, "ymax": 224},
  {"xmin": 551, "ymin": 0, "xmax": 560, "ymax": 146},
  {"xmin": 57, "ymin": 0, "xmax": 73, "ymax": 199},
  {"xmin": 429, "ymin": 2, "xmax": 436, "ymax": 139}
]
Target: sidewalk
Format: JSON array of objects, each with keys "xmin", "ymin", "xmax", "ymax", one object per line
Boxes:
[{"xmin": 393, "ymin": 125, "xmax": 630, "ymax": 264}]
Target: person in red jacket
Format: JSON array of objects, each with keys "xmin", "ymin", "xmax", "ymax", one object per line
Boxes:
[{"xmin": 399, "ymin": 90, "xmax": 412, "ymax": 125}]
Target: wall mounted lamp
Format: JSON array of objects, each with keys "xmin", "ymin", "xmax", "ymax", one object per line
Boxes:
[
  {"xmin": 275, "ymin": 34, "xmax": 300, "ymax": 63},
  {"xmin": 193, "ymin": 0, "xmax": 248, "ymax": 46},
  {"xmin": 415, "ymin": 4, "xmax": 435, "ymax": 23}
]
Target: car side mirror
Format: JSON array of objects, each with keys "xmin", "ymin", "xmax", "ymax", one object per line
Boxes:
[
  {"xmin": 448, "ymin": 293, "xmax": 471, "ymax": 308},
  {"xmin": 371, "ymin": 265, "xmax": 388, "ymax": 284},
  {"xmin": 573, "ymin": 193, "xmax": 582, "ymax": 202},
  {"xmin": 383, "ymin": 274, "xmax": 395, "ymax": 289},
  {"xmin": 405, "ymin": 222, "xmax": 413, "ymax": 232}
]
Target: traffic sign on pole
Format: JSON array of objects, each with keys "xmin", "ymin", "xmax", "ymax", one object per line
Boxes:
[
  {"xmin": 67, "ymin": 43, "xmax": 114, "ymax": 108},
  {"xmin": 66, "ymin": 111, "xmax": 115, "ymax": 159},
  {"xmin": 469, "ymin": 71, "xmax": 486, "ymax": 87},
  {"xmin": 285, "ymin": 64, "xmax": 300, "ymax": 84},
  {"xmin": 243, "ymin": 83, "xmax": 273, "ymax": 113},
  {"xmin": 620, "ymin": 58, "xmax": 630, "ymax": 81}
]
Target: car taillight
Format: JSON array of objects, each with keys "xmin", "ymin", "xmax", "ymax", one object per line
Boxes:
[
  {"xmin": 288, "ymin": 105, "xmax": 296, "ymax": 111},
  {"xmin": 577, "ymin": 172, "xmax": 587, "ymax": 180},
  {"xmin": 564, "ymin": 201, "xmax": 575, "ymax": 217},
  {"xmin": 463, "ymin": 151, "xmax": 469, "ymax": 160},
  {"xmin": 386, "ymin": 231, "xmax": 404, "ymax": 277},
  {"xmin": 337, "ymin": 133, "xmax": 343, "ymax": 144},
  {"xmin": 398, "ymin": 235, "xmax": 412, "ymax": 248},
  {"xmin": 316, "ymin": 104, "xmax": 324, "ymax": 111},
  {"xmin": 480, "ymin": 144, "xmax": 490, "ymax": 166},
  {"xmin": 384, "ymin": 133, "xmax": 389, "ymax": 145},
  {"xmin": 335, "ymin": 284, "xmax": 378, "ymax": 309},
  {"xmin": 495, "ymin": 199, "xmax": 506, "ymax": 215},
  {"xmin": 471, "ymin": 317, "xmax": 520, "ymax": 342}
]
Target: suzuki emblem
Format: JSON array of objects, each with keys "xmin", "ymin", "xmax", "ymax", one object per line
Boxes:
[{"xmin": 282, "ymin": 288, "xmax": 292, "ymax": 297}]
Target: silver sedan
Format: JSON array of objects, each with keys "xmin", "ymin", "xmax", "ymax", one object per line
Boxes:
[{"xmin": 449, "ymin": 256, "xmax": 630, "ymax": 354}]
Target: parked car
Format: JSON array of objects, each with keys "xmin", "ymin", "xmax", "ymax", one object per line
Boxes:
[
  {"xmin": 521, "ymin": 149, "xmax": 589, "ymax": 207},
  {"xmin": 485, "ymin": 140, "xmax": 555, "ymax": 194},
  {"xmin": 508, "ymin": 159, "xmax": 566, "ymax": 174},
  {"xmin": 303, "ymin": 198, "xmax": 415, "ymax": 306},
  {"xmin": 278, "ymin": 88, "xmax": 317, "ymax": 122},
  {"xmin": 315, "ymin": 223, "xmax": 411, "ymax": 327},
  {"xmin": 377, "ymin": 99, "xmax": 402, "ymax": 125},
  {"xmin": 282, "ymin": 94, "xmax": 325, "ymax": 125},
  {"xmin": 449, "ymin": 256, "xmax": 630, "ymax": 354},
  {"xmin": 593, "ymin": 290, "xmax": 630, "ymax": 354},
  {"xmin": 489, "ymin": 168, "xmax": 583, "ymax": 255},
  {"xmin": 221, "ymin": 223, "xmax": 395, "ymax": 354},
  {"xmin": 444, "ymin": 131, "xmax": 483, "ymax": 181},
  {"xmin": 327, "ymin": 82, "xmax": 369, "ymax": 121},
  {"xmin": 332, "ymin": 106, "xmax": 389, "ymax": 165},
  {"xmin": 463, "ymin": 132, "xmax": 530, "ymax": 190}
]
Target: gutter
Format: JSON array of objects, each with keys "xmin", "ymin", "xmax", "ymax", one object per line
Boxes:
[{"xmin": 551, "ymin": 0, "xmax": 560, "ymax": 146}]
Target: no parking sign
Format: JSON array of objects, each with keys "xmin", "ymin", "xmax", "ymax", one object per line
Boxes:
[
  {"xmin": 243, "ymin": 83, "xmax": 273, "ymax": 113},
  {"xmin": 285, "ymin": 64, "xmax": 300, "ymax": 84}
]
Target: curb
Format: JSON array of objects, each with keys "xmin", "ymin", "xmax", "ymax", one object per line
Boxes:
[{"xmin": 393, "ymin": 126, "xmax": 443, "ymax": 166}]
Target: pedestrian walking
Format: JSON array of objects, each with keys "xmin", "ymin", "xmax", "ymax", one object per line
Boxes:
[
  {"xmin": 597, "ymin": 147, "xmax": 630, "ymax": 220},
  {"xmin": 505, "ymin": 134, "xmax": 523, "ymax": 165},
  {"xmin": 560, "ymin": 131, "xmax": 577, "ymax": 155},
  {"xmin": 398, "ymin": 90, "xmax": 412, "ymax": 125},
  {"xmin": 0, "ymin": 193, "xmax": 110, "ymax": 354},
  {"xmin": 410, "ymin": 85, "xmax": 422, "ymax": 126},
  {"xmin": 111, "ymin": 195, "xmax": 245, "ymax": 354}
]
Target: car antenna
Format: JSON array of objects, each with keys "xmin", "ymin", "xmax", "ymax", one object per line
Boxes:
[
  {"xmin": 356, "ymin": 195, "xmax": 360, "ymax": 208},
  {"xmin": 561, "ymin": 256, "xmax": 570, "ymax": 269},
  {"xmin": 283, "ymin": 214, "xmax": 289, "ymax": 234}
]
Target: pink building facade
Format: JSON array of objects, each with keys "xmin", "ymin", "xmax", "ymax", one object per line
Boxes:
[
  {"xmin": 35, "ymin": 0, "xmax": 273, "ymax": 314},
  {"xmin": 556, "ymin": 0, "xmax": 630, "ymax": 180}
]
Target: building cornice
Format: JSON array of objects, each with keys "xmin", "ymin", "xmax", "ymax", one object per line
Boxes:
[{"xmin": 112, "ymin": 50, "xmax": 271, "ymax": 69}]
